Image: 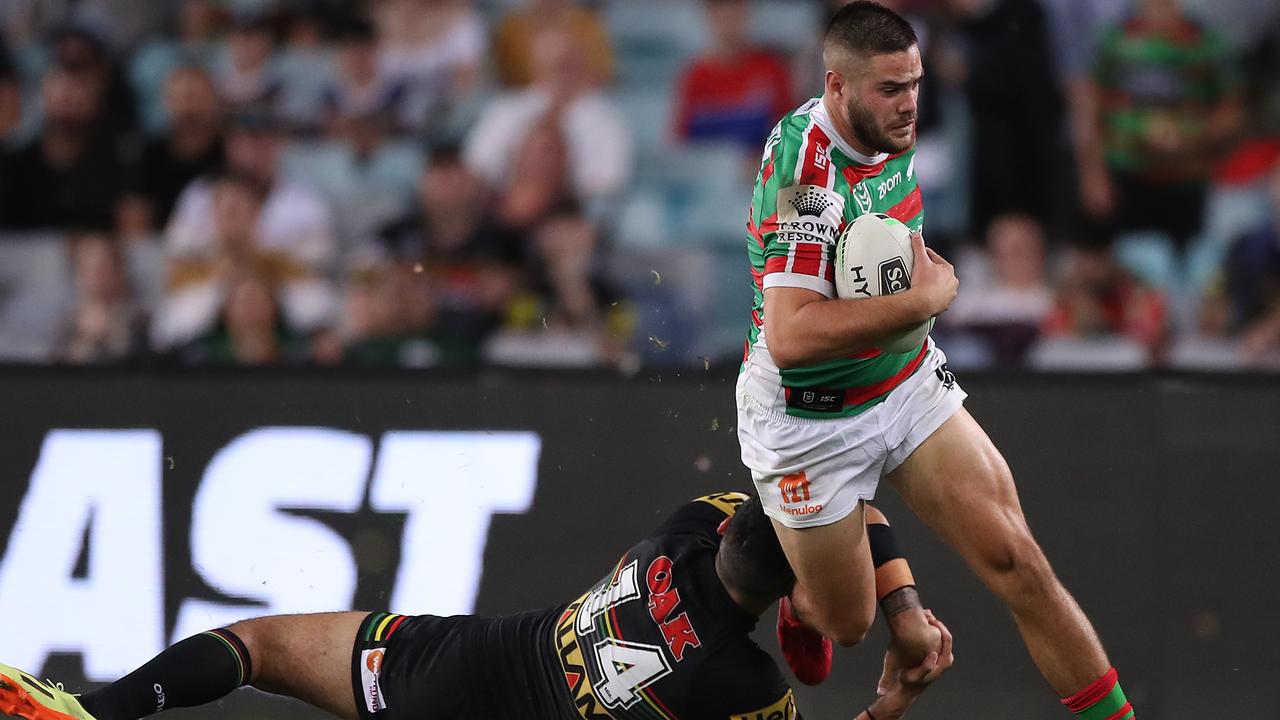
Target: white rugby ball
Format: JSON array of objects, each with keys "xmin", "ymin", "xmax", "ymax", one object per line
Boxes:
[{"xmin": 834, "ymin": 213, "xmax": 934, "ymax": 354}]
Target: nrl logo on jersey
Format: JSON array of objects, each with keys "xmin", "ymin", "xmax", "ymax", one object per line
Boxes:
[
  {"xmin": 777, "ymin": 185, "xmax": 845, "ymax": 245},
  {"xmin": 852, "ymin": 181, "xmax": 873, "ymax": 215}
]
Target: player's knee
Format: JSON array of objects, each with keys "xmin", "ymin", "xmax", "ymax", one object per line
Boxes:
[
  {"xmin": 224, "ymin": 619, "xmax": 266, "ymax": 684},
  {"xmin": 982, "ymin": 528, "xmax": 1057, "ymax": 604},
  {"xmin": 821, "ymin": 606, "xmax": 876, "ymax": 647},
  {"xmin": 830, "ymin": 626, "xmax": 870, "ymax": 647}
]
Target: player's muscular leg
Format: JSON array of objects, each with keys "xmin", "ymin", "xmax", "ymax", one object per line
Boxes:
[
  {"xmin": 887, "ymin": 408, "xmax": 1110, "ymax": 695},
  {"xmin": 228, "ymin": 612, "xmax": 367, "ymax": 720},
  {"xmin": 772, "ymin": 501, "xmax": 878, "ymax": 646}
]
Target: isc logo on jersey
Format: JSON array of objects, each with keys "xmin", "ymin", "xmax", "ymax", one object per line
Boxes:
[
  {"xmin": 834, "ymin": 213, "xmax": 934, "ymax": 353},
  {"xmin": 776, "ymin": 184, "xmax": 845, "ymax": 245}
]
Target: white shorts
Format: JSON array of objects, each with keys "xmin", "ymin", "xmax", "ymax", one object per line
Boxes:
[{"xmin": 736, "ymin": 344, "xmax": 966, "ymax": 528}]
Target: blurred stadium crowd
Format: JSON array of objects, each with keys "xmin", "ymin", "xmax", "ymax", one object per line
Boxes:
[{"xmin": 0, "ymin": 0, "xmax": 1277, "ymax": 371}]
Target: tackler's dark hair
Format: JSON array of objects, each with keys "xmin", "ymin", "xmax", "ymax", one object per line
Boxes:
[{"xmin": 718, "ymin": 495, "xmax": 795, "ymax": 600}]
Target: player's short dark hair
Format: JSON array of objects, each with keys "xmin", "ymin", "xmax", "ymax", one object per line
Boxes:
[
  {"xmin": 824, "ymin": 1, "xmax": 918, "ymax": 58},
  {"xmin": 718, "ymin": 495, "xmax": 795, "ymax": 600}
]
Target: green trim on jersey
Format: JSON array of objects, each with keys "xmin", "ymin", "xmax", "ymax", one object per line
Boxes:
[{"xmin": 743, "ymin": 99, "xmax": 927, "ymax": 418}]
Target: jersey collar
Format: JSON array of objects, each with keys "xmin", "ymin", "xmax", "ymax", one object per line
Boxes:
[{"xmin": 812, "ymin": 97, "xmax": 890, "ymax": 166}]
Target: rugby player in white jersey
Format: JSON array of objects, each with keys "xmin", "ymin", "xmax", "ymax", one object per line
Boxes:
[{"xmin": 736, "ymin": 3, "xmax": 1136, "ymax": 718}]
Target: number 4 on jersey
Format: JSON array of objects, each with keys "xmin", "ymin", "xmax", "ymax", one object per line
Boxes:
[{"xmin": 592, "ymin": 639, "xmax": 672, "ymax": 709}]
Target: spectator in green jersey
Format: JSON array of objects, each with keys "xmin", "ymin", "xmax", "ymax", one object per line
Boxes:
[{"xmin": 1072, "ymin": 0, "xmax": 1243, "ymax": 250}]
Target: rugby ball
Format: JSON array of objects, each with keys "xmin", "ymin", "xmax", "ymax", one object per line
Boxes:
[{"xmin": 834, "ymin": 213, "xmax": 934, "ymax": 354}]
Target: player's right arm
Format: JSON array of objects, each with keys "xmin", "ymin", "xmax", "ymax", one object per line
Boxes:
[
  {"xmin": 865, "ymin": 504, "xmax": 937, "ymax": 671},
  {"xmin": 851, "ymin": 612, "xmax": 954, "ymax": 720},
  {"xmin": 764, "ymin": 231, "xmax": 957, "ymax": 369}
]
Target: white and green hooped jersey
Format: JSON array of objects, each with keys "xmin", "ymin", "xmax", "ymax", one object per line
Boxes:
[{"xmin": 742, "ymin": 97, "xmax": 928, "ymax": 419}]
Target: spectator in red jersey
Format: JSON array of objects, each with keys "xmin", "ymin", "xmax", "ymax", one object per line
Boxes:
[
  {"xmin": 674, "ymin": 0, "xmax": 793, "ymax": 153},
  {"xmin": 120, "ymin": 66, "xmax": 225, "ymax": 234},
  {"xmin": 1044, "ymin": 244, "xmax": 1169, "ymax": 354}
]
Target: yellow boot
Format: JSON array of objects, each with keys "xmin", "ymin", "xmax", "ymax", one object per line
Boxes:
[{"xmin": 0, "ymin": 664, "xmax": 98, "ymax": 720}]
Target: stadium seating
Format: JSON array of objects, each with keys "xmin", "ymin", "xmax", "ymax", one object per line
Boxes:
[
  {"xmin": 275, "ymin": 47, "xmax": 335, "ymax": 130},
  {"xmin": 615, "ymin": 143, "xmax": 750, "ymax": 250},
  {"xmin": 611, "ymin": 86, "xmax": 673, "ymax": 156},
  {"xmin": 606, "ymin": 0, "xmax": 706, "ymax": 90},
  {"xmin": 750, "ymin": 1, "xmax": 822, "ymax": 53},
  {"xmin": 1113, "ymin": 231, "xmax": 1179, "ymax": 292},
  {"xmin": 1026, "ymin": 336, "xmax": 1149, "ymax": 371},
  {"xmin": 280, "ymin": 138, "xmax": 422, "ymax": 248}
]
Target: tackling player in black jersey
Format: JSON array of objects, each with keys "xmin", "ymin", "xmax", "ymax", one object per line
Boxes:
[{"xmin": 0, "ymin": 493, "xmax": 952, "ymax": 720}]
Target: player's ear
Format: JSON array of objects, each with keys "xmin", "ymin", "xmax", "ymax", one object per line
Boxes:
[
  {"xmin": 717, "ymin": 516, "xmax": 732, "ymax": 536},
  {"xmin": 824, "ymin": 68, "xmax": 843, "ymax": 98}
]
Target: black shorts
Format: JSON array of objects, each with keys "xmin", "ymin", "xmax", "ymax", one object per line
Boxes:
[{"xmin": 350, "ymin": 612, "xmax": 494, "ymax": 720}]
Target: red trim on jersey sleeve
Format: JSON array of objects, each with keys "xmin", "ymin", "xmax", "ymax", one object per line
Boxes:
[
  {"xmin": 799, "ymin": 125, "xmax": 833, "ymax": 187},
  {"xmin": 789, "ymin": 242, "xmax": 827, "ymax": 277},
  {"xmin": 886, "ymin": 186, "xmax": 923, "ymax": 224},
  {"xmin": 754, "ymin": 213, "xmax": 779, "ymax": 247},
  {"xmin": 764, "ymin": 256, "xmax": 790, "ymax": 275},
  {"xmin": 747, "ymin": 215, "xmax": 760, "ymax": 247}
]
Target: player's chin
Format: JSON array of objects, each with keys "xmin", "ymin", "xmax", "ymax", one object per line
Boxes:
[{"xmin": 883, "ymin": 125, "xmax": 915, "ymax": 153}]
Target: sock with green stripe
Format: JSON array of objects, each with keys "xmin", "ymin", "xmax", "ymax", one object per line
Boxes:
[
  {"xmin": 79, "ymin": 629, "xmax": 252, "ymax": 720},
  {"xmin": 1061, "ymin": 667, "xmax": 1135, "ymax": 720}
]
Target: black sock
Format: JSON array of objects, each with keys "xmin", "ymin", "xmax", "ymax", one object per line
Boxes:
[{"xmin": 79, "ymin": 630, "xmax": 252, "ymax": 720}]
